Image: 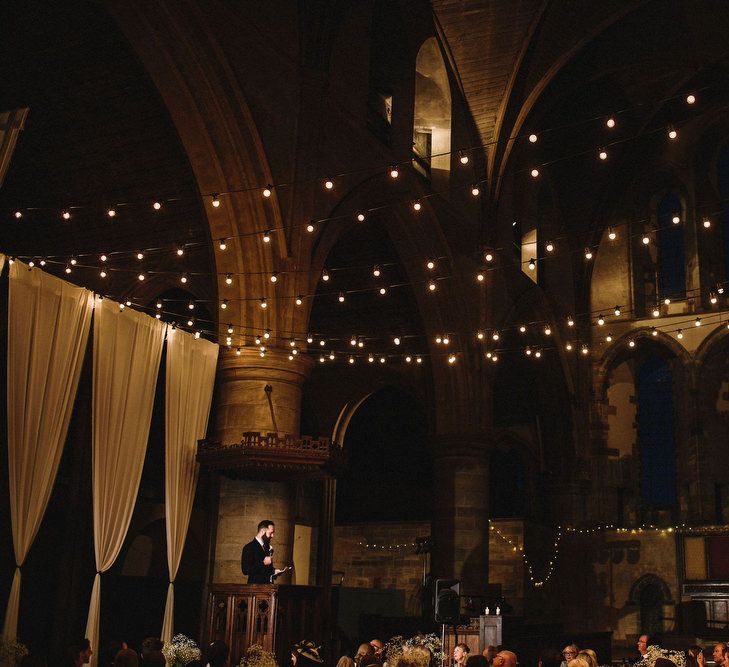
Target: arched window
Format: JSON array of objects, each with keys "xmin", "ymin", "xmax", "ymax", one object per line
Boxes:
[
  {"xmin": 718, "ymin": 144, "xmax": 729, "ymax": 281},
  {"xmin": 656, "ymin": 192, "xmax": 685, "ymax": 300},
  {"xmin": 413, "ymin": 38, "xmax": 451, "ymax": 184},
  {"xmin": 637, "ymin": 353, "xmax": 677, "ymax": 510}
]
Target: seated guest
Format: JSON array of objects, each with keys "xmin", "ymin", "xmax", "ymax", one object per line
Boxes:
[
  {"xmin": 370, "ymin": 640, "xmax": 384, "ymax": 661},
  {"xmin": 454, "ymin": 644, "xmax": 470, "ymax": 667},
  {"xmin": 356, "ymin": 644, "xmax": 375, "ymax": 666},
  {"xmin": 114, "ymin": 649, "xmax": 139, "ymax": 667},
  {"xmin": 561, "ymin": 646, "xmax": 579, "ymax": 667},
  {"xmin": 578, "ymin": 650, "xmax": 599, "ymax": 667},
  {"xmin": 141, "ymin": 638, "xmax": 163, "ymax": 664},
  {"xmin": 493, "ymin": 651, "xmax": 517, "ymax": 667},
  {"xmin": 482, "ymin": 647, "xmax": 497, "ymax": 665},
  {"xmin": 65, "ymin": 639, "xmax": 92, "ymax": 667},
  {"xmin": 687, "ymin": 646, "xmax": 705, "ymax": 667},
  {"xmin": 337, "ymin": 657, "xmax": 355, "ymax": 667}
]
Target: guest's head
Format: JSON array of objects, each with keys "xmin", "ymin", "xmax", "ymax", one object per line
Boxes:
[
  {"xmin": 687, "ymin": 646, "xmax": 704, "ymax": 667},
  {"xmin": 493, "ymin": 651, "xmax": 517, "ymax": 667},
  {"xmin": 337, "ymin": 657, "xmax": 356, "ymax": 667},
  {"xmin": 567, "ymin": 658, "xmax": 591, "ymax": 667},
  {"xmin": 370, "ymin": 640, "xmax": 384, "ymax": 659},
  {"xmin": 578, "ymin": 649, "xmax": 598, "ymax": 667},
  {"xmin": 562, "ymin": 646, "xmax": 579, "ymax": 663},
  {"xmin": 355, "ymin": 644, "xmax": 374, "ymax": 664},
  {"xmin": 114, "ymin": 649, "xmax": 139, "ymax": 667},
  {"xmin": 257, "ymin": 520, "xmax": 276, "ymax": 541},
  {"xmin": 637, "ymin": 637, "xmax": 653, "ymax": 657},
  {"xmin": 483, "ymin": 647, "xmax": 497, "ymax": 664},
  {"xmin": 141, "ymin": 638, "xmax": 163, "ymax": 659},
  {"xmin": 206, "ymin": 641, "xmax": 229, "ymax": 667},
  {"xmin": 713, "ymin": 645, "xmax": 726, "ymax": 664},
  {"xmin": 66, "ymin": 639, "xmax": 92, "ymax": 667},
  {"xmin": 454, "ymin": 644, "xmax": 470, "ymax": 666}
]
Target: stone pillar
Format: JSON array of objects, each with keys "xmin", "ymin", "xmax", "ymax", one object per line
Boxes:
[
  {"xmin": 431, "ymin": 436, "xmax": 490, "ymax": 596},
  {"xmin": 211, "ymin": 348, "xmax": 314, "ymax": 584}
]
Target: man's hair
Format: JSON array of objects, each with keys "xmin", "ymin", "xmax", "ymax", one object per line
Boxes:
[
  {"xmin": 257, "ymin": 520, "xmax": 274, "ymax": 531},
  {"xmin": 641, "ymin": 636, "xmax": 654, "ymax": 648},
  {"xmin": 456, "ymin": 644, "xmax": 470, "ymax": 654}
]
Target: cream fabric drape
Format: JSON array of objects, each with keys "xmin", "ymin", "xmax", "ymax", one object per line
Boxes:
[
  {"xmin": 161, "ymin": 329, "xmax": 218, "ymax": 643},
  {"xmin": 85, "ymin": 297, "xmax": 165, "ymax": 665},
  {"xmin": 3, "ymin": 261, "xmax": 93, "ymax": 640}
]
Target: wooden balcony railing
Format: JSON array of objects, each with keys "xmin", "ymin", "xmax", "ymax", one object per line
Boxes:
[{"xmin": 197, "ymin": 432, "xmax": 345, "ymax": 479}]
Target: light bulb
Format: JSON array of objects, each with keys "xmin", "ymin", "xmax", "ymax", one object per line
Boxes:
[
  {"xmin": 405, "ymin": 356, "xmax": 412, "ymax": 363},
  {"xmin": 319, "ymin": 339, "xmax": 326, "ymax": 347},
  {"xmin": 427, "ymin": 259, "xmax": 435, "ymax": 270},
  {"xmin": 599, "ymin": 149, "xmax": 607, "ymax": 160},
  {"xmin": 614, "ymin": 306, "xmax": 621, "ymax": 316},
  {"xmin": 416, "ymin": 357, "xmax": 422, "ymax": 364},
  {"xmin": 664, "ymin": 297, "xmax": 671, "ymax": 305},
  {"xmin": 608, "ymin": 228, "xmax": 617, "ymax": 240},
  {"xmin": 471, "ymin": 185, "xmax": 480, "ymax": 196},
  {"xmin": 219, "ymin": 239, "xmax": 227, "ymax": 251},
  {"xmin": 389, "ymin": 166, "xmax": 399, "ymax": 179},
  {"xmin": 62, "ymin": 210, "xmax": 71, "ymax": 220},
  {"xmin": 137, "ymin": 251, "xmax": 144, "ymax": 260},
  {"xmin": 212, "ymin": 194, "xmax": 220, "ymax": 207},
  {"xmin": 324, "ymin": 178, "xmax": 334, "ymax": 190},
  {"xmin": 628, "ymin": 340, "xmax": 635, "ymax": 348},
  {"xmin": 368, "ymin": 355, "xmax": 374, "ymax": 363},
  {"xmin": 322, "ymin": 270, "xmax": 330, "ymax": 282},
  {"xmin": 525, "ymin": 347, "xmax": 532, "ymax": 356},
  {"xmin": 606, "ymin": 334, "xmax": 613, "ymax": 342},
  {"xmin": 306, "ymin": 222, "xmax": 315, "ymax": 233},
  {"xmin": 672, "ymin": 215, "xmax": 680, "ymax": 224},
  {"xmin": 125, "ymin": 300, "xmax": 132, "ymax": 307},
  {"xmin": 350, "ymin": 336, "xmax": 357, "ymax": 346},
  {"xmin": 484, "ymin": 249, "xmax": 494, "ymax": 262},
  {"xmin": 703, "ymin": 217, "xmax": 712, "ymax": 228},
  {"xmin": 585, "ymin": 248, "xmax": 593, "ymax": 260},
  {"xmin": 270, "ymin": 273, "xmax": 278, "ymax": 283},
  {"xmin": 379, "ymin": 287, "xmax": 387, "ymax": 295},
  {"xmin": 530, "ymin": 168, "xmax": 539, "ymax": 178},
  {"xmin": 686, "ymin": 94, "xmax": 696, "ymax": 105},
  {"xmin": 566, "ymin": 342, "xmax": 573, "ymax": 351},
  {"xmin": 544, "ymin": 326, "xmax": 552, "ymax": 336},
  {"xmin": 448, "ymin": 355, "xmax": 456, "ymax": 364},
  {"xmin": 221, "ymin": 299, "xmax": 228, "ymax": 309},
  {"xmin": 581, "ymin": 345, "xmax": 589, "ymax": 355},
  {"xmin": 492, "ymin": 331, "xmax": 500, "ymax": 341},
  {"xmin": 338, "ymin": 292, "xmax": 345, "ymax": 303},
  {"xmin": 460, "ymin": 152, "xmax": 469, "ymax": 164},
  {"xmin": 180, "ymin": 274, "xmax": 188, "ymax": 284},
  {"xmin": 442, "ymin": 336, "xmax": 450, "ymax": 345},
  {"xmin": 263, "ymin": 185, "xmax": 272, "ymax": 198},
  {"xmin": 535, "ymin": 350, "xmax": 542, "ymax": 358},
  {"xmin": 188, "ymin": 301, "xmax": 195, "ymax": 310},
  {"xmin": 652, "ymin": 307, "xmax": 660, "ymax": 317},
  {"xmin": 100, "ymin": 254, "xmax": 107, "ymax": 262},
  {"xmin": 373, "ymin": 265, "xmax": 381, "ymax": 277},
  {"xmin": 528, "ymin": 258, "xmax": 536, "ymax": 270},
  {"xmin": 567, "ymin": 317, "xmax": 574, "ymax": 327},
  {"xmin": 545, "ymin": 241, "xmax": 554, "ymax": 252},
  {"xmin": 668, "ymin": 128, "xmax": 678, "ymax": 140},
  {"xmin": 153, "ymin": 201, "xmax": 162, "ymax": 210},
  {"xmin": 255, "ymin": 335, "xmax": 261, "ymax": 345},
  {"xmin": 412, "ymin": 201, "xmax": 422, "ymax": 211},
  {"xmin": 138, "ymin": 273, "xmax": 145, "ymax": 281},
  {"xmin": 642, "ymin": 234, "xmax": 650, "ymax": 245},
  {"xmin": 14, "ymin": 210, "xmax": 22, "ymax": 219},
  {"xmin": 295, "ymin": 295, "xmax": 303, "ymax": 306},
  {"xmin": 356, "ymin": 212, "xmax": 366, "ymax": 222},
  {"xmin": 394, "ymin": 336, "xmax": 401, "ymax": 345},
  {"xmin": 99, "ymin": 269, "xmax": 107, "ymax": 278},
  {"xmin": 156, "ymin": 301, "xmax": 162, "ymax": 309},
  {"xmin": 528, "ymin": 133, "xmax": 538, "ymax": 143},
  {"xmin": 695, "ymin": 317, "xmax": 701, "ymax": 327},
  {"xmin": 477, "ymin": 331, "xmax": 485, "ymax": 340},
  {"xmin": 263, "ymin": 230, "xmax": 271, "ymax": 243},
  {"xmin": 435, "ymin": 336, "xmax": 442, "ymax": 344},
  {"xmin": 651, "ymin": 327, "xmax": 658, "ymax": 336},
  {"xmin": 677, "ymin": 329, "xmax": 683, "ymax": 339},
  {"xmin": 428, "ymin": 280, "xmax": 436, "ymax": 291},
  {"xmin": 107, "ymin": 207, "xmax": 116, "ymax": 218},
  {"xmin": 476, "ymin": 272, "xmax": 485, "ymax": 282},
  {"xmin": 349, "ymin": 356, "xmax": 355, "ymax": 364},
  {"xmin": 236, "ymin": 347, "xmax": 241, "ymax": 356},
  {"xmin": 307, "ymin": 334, "xmax": 313, "ymax": 343},
  {"xmin": 176, "ymin": 247, "xmax": 184, "ymax": 256},
  {"xmin": 597, "ymin": 315, "xmax": 605, "ymax": 326},
  {"xmin": 226, "ymin": 273, "xmax": 233, "ymax": 285},
  {"xmin": 70, "ymin": 257, "xmax": 77, "ymax": 265},
  {"xmin": 606, "ymin": 117, "xmax": 616, "ymax": 128},
  {"xmin": 260, "ymin": 298, "xmax": 267, "ymax": 309}
]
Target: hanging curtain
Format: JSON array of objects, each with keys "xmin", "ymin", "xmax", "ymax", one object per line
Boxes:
[
  {"xmin": 3, "ymin": 261, "xmax": 93, "ymax": 641},
  {"xmin": 161, "ymin": 329, "xmax": 218, "ymax": 643},
  {"xmin": 85, "ymin": 297, "xmax": 165, "ymax": 666}
]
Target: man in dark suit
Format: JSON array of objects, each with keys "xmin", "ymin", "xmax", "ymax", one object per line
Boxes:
[{"xmin": 241, "ymin": 519, "xmax": 281, "ymax": 584}]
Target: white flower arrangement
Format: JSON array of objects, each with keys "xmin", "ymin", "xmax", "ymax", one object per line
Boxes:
[
  {"xmin": 239, "ymin": 643, "xmax": 279, "ymax": 667},
  {"xmin": 162, "ymin": 634, "xmax": 202, "ymax": 666},
  {"xmin": 0, "ymin": 637, "xmax": 29, "ymax": 666},
  {"xmin": 635, "ymin": 645, "xmax": 686, "ymax": 667},
  {"xmin": 384, "ymin": 634, "xmax": 444, "ymax": 665}
]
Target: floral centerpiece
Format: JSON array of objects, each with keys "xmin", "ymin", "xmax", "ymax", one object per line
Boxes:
[
  {"xmin": 162, "ymin": 634, "xmax": 202, "ymax": 667},
  {"xmin": 635, "ymin": 646, "xmax": 686, "ymax": 667},
  {"xmin": 239, "ymin": 643, "xmax": 279, "ymax": 667},
  {"xmin": 384, "ymin": 634, "xmax": 444, "ymax": 666},
  {"xmin": 0, "ymin": 638, "xmax": 29, "ymax": 667}
]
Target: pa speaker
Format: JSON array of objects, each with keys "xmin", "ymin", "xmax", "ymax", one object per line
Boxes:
[{"xmin": 434, "ymin": 578, "xmax": 460, "ymax": 624}]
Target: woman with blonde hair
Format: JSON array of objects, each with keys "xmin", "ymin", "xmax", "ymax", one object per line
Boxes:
[
  {"xmin": 567, "ymin": 656, "xmax": 592, "ymax": 667},
  {"xmin": 578, "ymin": 649, "xmax": 599, "ymax": 667}
]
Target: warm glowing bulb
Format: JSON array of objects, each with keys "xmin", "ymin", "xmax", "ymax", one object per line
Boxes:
[
  {"xmin": 306, "ymin": 222, "xmax": 315, "ymax": 233},
  {"xmin": 263, "ymin": 230, "xmax": 271, "ymax": 243},
  {"xmin": 651, "ymin": 327, "xmax": 658, "ymax": 336},
  {"xmin": 219, "ymin": 239, "xmax": 227, "ymax": 251},
  {"xmin": 703, "ymin": 217, "xmax": 712, "ymax": 228},
  {"xmin": 412, "ymin": 201, "xmax": 422, "ymax": 211},
  {"xmin": 476, "ymin": 272, "xmax": 485, "ymax": 282},
  {"xmin": 153, "ymin": 201, "xmax": 162, "ymax": 210},
  {"xmin": 545, "ymin": 241, "xmax": 554, "ymax": 252},
  {"xmin": 686, "ymin": 94, "xmax": 696, "ymax": 105},
  {"xmin": 606, "ymin": 334, "xmax": 613, "ymax": 342},
  {"xmin": 642, "ymin": 234, "xmax": 650, "ymax": 245},
  {"xmin": 567, "ymin": 317, "xmax": 574, "ymax": 327},
  {"xmin": 471, "ymin": 185, "xmax": 480, "ymax": 196},
  {"xmin": 137, "ymin": 252, "xmax": 144, "ymax": 260},
  {"xmin": 677, "ymin": 329, "xmax": 684, "ymax": 339},
  {"xmin": 608, "ymin": 228, "xmax": 617, "ymax": 240},
  {"xmin": 62, "ymin": 210, "xmax": 71, "ymax": 220},
  {"xmin": 528, "ymin": 133, "xmax": 538, "ymax": 143},
  {"xmin": 598, "ymin": 315, "xmax": 605, "ymax": 326},
  {"xmin": 599, "ymin": 149, "xmax": 607, "ymax": 160},
  {"xmin": 99, "ymin": 269, "xmax": 107, "ymax": 278},
  {"xmin": 525, "ymin": 347, "xmax": 532, "ymax": 356},
  {"xmin": 544, "ymin": 326, "xmax": 552, "ymax": 336},
  {"xmin": 263, "ymin": 185, "xmax": 272, "ymax": 198},
  {"xmin": 324, "ymin": 178, "xmax": 334, "ymax": 190},
  {"xmin": 270, "ymin": 273, "xmax": 278, "ymax": 283},
  {"xmin": 581, "ymin": 345, "xmax": 589, "ymax": 355},
  {"xmin": 711, "ymin": 292, "xmax": 718, "ymax": 304},
  {"xmin": 373, "ymin": 265, "xmax": 381, "ymax": 277},
  {"xmin": 322, "ymin": 270, "xmax": 330, "ymax": 282},
  {"xmin": 672, "ymin": 215, "xmax": 680, "ymax": 224},
  {"xmin": 530, "ymin": 168, "xmax": 539, "ymax": 178},
  {"xmin": 695, "ymin": 317, "xmax": 702, "ymax": 327},
  {"xmin": 427, "ymin": 259, "xmax": 435, "ymax": 270},
  {"xmin": 100, "ymin": 254, "xmax": 107, "ymax": 262},
  {"xmin": 460, "ymin": 152, "xmax": 469, "ymax": 164},
  {"xmin": 379, "ymin": 287, "xmax": 387, "ymax": 295},
  {"xmin": 477, "ymin": 331, "xmax": 485, "ymax": 340},
  {"xmin": 606, "ymin": 117, "xmax": 616, "ymax": 128},
  {"xmin": 442, "ymin": 336, "xmax": 450, "ymax": 345},
  {"xmin": 668, "ymin": 128, "xmax": 678, "ymax": 140},
  {"xmin": 585, "ymin": 248, "xmax": 593, "ymax": 260},
  {"xmin": 448, "ymin": 354, "xmax": 456, "ymax": 364},
  {"xmin": 614, "ymin": 306, "xmax": 621, "ymax": 316},
  {"xmin": 226, "ymin": 273, "xmax": 233, "ymax": 285},
  {"xmin": 338, "ymin": 292, "xmax": 345, "ymax": 303},
  {"xmin": 356, "ymin": 212, "xmax": 366, "ymax": 222},
  {"xmin": 138, "ymin": 273, "xmax": 145, "ymax": 281},
  {"xmin": 307, "ymin": 334, "xmax": 313, "ymax": 343},
  {"xmin": 221, "ymin": 299, "xmax": 228, "ymax": 309},
  {"xmin": 629, "ymin": 340, "xmax": 635, "ymax": 348},
  {"xmin": 566, "ymin": 342, "xmax": 573, "ymax": 351},
  {"xmin": 107, "ymin": 207, "xmax": 116, "ymax": 218},
  {"xmin": 349, "ymin": 356, "xmax": 355, "ymax": 364},
  {"xmin": 664, "ymin": 297, "xmax": 671, "ymax": 305},
  {"xmin": 14, "ymin": 210, "xmax": 22, "ymax": 219},
  {"xmin": 428, "ymin": 280, "xmax": 436, "ymax": 291},
  {"xmin": 394, "ymin": 336, "xmax": 401, "ymax": 346},
  {"xmin": 70, "ymin": 258, "xmax": 77, "ymax": 265},
  {"xmin": 390, "ymin": 166, "xmax": 399, "ymax": 179},
  {"xmin": 535, "ymin": 350, "xmax": 542, "ymax": 358},
  {"xmin": 492, "ymin": 331, "xmax": 500, "ymax": 341},
  {"xmin": 212, "ymin": 194, "xmax": 220, "ymax": 207},
  {"xmin": 484, "ymin": 250, "xmax": 494, "ymax": 262},
  {"xmin": 260, "ymin": 298, "xmax": 267, "ymax": 309},
  {"xmin": 528, "ymin": 258, "xmax": 536, "ymax": 270},
  {"xmin": 188, "ymin": 301, "xmax": 195, "ymax": 310},
  {"xmin": 295, "ymin": 295, "xmax": 303, "ymax": 306},
  {"xmin": 519, "ymin": 325, "xmax": 527, "ymax": 333},
  {"xmin": 177, "ymin": 247, "xmax": 184, "ymax": 256},
  {"xmin": 156, "ymin": 301, "xmax": 162, "ymax": 309},
  {"xmin": 180, "ymin": 274, "xmax": 188, "ymax": 284}
]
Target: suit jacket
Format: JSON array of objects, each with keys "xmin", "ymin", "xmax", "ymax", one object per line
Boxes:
[{"xmin": 241, "ymin": 538, "xmax": 274, "ymax": 584}]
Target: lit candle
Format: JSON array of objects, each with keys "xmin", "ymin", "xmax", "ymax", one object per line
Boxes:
[
  {"xmin": 485, "ymin": 607, "xmax": 490, "ymax": 615},
  {"xmin": 496, "ymin": 606, "xmax": 501, "ymax": 615}
]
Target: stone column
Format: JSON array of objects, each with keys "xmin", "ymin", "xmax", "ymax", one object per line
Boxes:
[
  {"xmin": 211, "ymin": 348, "xmax": 314, "ymax": 583},
  {"xmin": 431, "ymin": 436, "xmax": 490, "ymax": 596}
]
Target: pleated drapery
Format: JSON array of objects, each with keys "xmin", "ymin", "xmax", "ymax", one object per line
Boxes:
[
  {"xmin": 161, "ymin": 328, "xmax": 218, "ymax": 643},
  {"xmin": 85, "ymin": 297, "xmax": 165, "ymax": 666},
  {"xmin": 3, "ymin": 261, "xmax": 93, "ymax": 640}
]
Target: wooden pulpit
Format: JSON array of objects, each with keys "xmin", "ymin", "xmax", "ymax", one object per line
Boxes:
[{"xmin": 204, "ymin": 584, "xmax": 325, "ymax": 666}]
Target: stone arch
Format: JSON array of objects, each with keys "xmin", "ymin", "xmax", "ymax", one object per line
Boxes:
[{"xmin": 628, "ymin": 573, "xmax": 673, "ymax": 635}]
